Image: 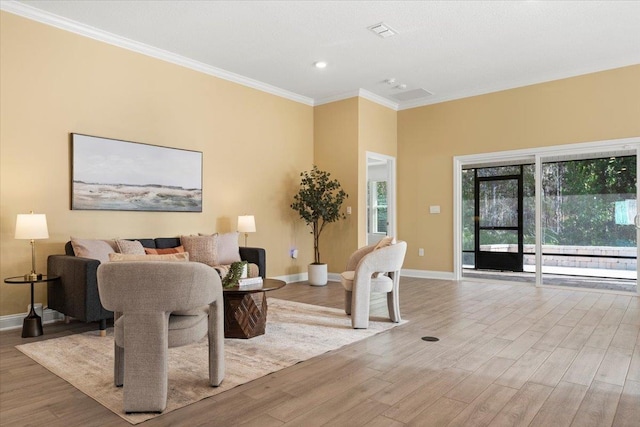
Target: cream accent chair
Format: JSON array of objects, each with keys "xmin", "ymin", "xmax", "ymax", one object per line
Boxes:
[
  {"xmin": 97, "ymin": 261, "xmax": 224, "ymax": 413},
  {"xmin": 340, "ymin": 240, "xmax": 407, "ymax": 329}
]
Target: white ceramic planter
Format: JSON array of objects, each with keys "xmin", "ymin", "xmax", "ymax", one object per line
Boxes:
[{"xmin": 308, "ymin": 263, "xmax": 328, "ymax": 286}]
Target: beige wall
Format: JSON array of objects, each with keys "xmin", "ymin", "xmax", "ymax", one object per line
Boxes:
[
  {"xmin": 313, "ymin": 98, "xmax": 359, "ymax": 272},
  {"xmin": 2, "ymin": 11, "xmax": 638, "ymax": 318},
  {"xmin": 398, "ymin": 65, "xmax": 640, "ymax": 273},
  {"xmin": 0, "ymin": 12, "xmax": 314, "ymax": 316},
  {"xmin": 313, "ymin": 97, "xmax": 398, "ymax": 272},
  {"xmin": 358, "ymin": 98, "xmax": 398, "ymax": 247}
]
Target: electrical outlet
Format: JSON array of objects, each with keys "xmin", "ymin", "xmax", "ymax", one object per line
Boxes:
[{"xmin": 419, "ymin": 248, "xmax": 424, "ymax": 256}]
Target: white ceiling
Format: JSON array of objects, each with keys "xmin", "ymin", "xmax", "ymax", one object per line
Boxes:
[{"xmin": 4, "ymin": 0, "xmax": 640, "ymax": 110}]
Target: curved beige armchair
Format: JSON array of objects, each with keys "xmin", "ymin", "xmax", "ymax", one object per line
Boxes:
[
  {"xmin": 340, "ymin": 240, "xmax": 407, "ymax": 329},
  {"xmin": 97, "ymin": 261, "xmax": 224, "ymax": 413}
]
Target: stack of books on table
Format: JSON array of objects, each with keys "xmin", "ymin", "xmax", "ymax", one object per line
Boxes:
[{"xmin": 238, "ymin": 277, "xmax": 263, "ymax": 289}]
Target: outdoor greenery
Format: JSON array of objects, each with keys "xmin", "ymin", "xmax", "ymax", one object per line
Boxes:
[
  {"xmin": 542, "ymin": 156, "xmax": 636, "ymax": 246},
  {"xmin": 291, "ymin": 165, "xmax": 348, "ymax": 264},
  {"xmin": 463, "ymin": 156, "xmax": 637, "ymax": 252},
  {"xmin": 367, "ymin": 181, "xmax": 388, "ymax": 234}
]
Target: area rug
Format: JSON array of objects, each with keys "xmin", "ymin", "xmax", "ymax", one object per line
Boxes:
[{"xmin": 16, "ymin": 298, "xmax": 402, "ymax": 424}]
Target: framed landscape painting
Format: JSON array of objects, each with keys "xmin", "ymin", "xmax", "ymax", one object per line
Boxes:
[{"xmin": 71, "ymin": 134, "xmax": 202, "ymax": 212}]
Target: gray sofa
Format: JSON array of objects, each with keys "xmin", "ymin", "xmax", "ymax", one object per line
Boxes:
[{"xmin": 47, "ymin": 237, "xmax": 266, "ymax": 333}]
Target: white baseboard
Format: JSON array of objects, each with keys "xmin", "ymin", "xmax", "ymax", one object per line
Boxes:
[
  {"xmin": 0, "ymin": 270, "xmax": 452, "ymax": 331},
  {"xmin": 0, "ymin": 309, "xmax": 64, "ymax": 332},
  {"xmin": 272, "ymin": 269, "xmax": 455, "ymax": 284},
  {"xmin": 401, "ymin": 269, "xmax": 455, "ymax": 280},
  {"xmin": 329, "ymin": 270, "xmax": 453, "ymax": 282},
  {"xmin": 327, "ymin": 273, "xmax": 341, "ymax": 282},
  {"xmin": 273, "ymin": 272, "xmax": 309, "ymax": 284},
  {"xmin": 272, "ymin": 272, "xmax": 342, "ymax": 284}
]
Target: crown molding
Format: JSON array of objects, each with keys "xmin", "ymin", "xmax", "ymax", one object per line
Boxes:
[
  {"xmin": 7, "ymin": 1, "xmax": 629, "ymax": 113},
  {"xmin": 398, "ymin": 61, "xmax": 640, "ymax": 111},
  {"xmin": 0, "ymin": 1, "xmax": 314, "ymax": 106},
  {"xmin": 313, "ymin": 90, "xmax": 360, "ymax": 107},
  {"xmin": 313, "ymin": 89, "xmax": 400, "ymax": 111},
  {"xmin": 358, "ymin": 89, "xmax": 399, "ymax": 111}
]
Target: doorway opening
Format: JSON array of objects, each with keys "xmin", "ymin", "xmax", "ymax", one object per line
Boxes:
[
  {"xmin": 366, "ymin": 152, "xmax": 396, "ymax": 246},
  {"xmin": 462, "ymin": 163, "xmax": 535, "ymax": 280},
  {"xmin": 474, "ymin": 164, "xmax": 525, "ymax": 272}
]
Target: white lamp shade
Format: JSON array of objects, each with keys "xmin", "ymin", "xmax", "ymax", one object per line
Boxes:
[
  {"xmin": 15, "ymin": 213, "xmax": 49, "ymax": 239},
  {"xmin": 237, "ymin": 215, "xmax": 256, "ymax": 233}
]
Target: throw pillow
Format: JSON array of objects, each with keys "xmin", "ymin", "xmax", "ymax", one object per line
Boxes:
[
  {"xmin": 108, "ymin": 253, "xmax": 189, "ymax": 262},
  {"xmin": 115, "ymin": 239, "xmax": 146, "ymax": 255},
  {"xmin": 373, "ymin": 236, "xmax": 397, "ymax": 277},
  {"xmin": 144, "ymin": 245, "xmax": 186, "ymax": 255},
  {"xmin": 247, "ymin": 263, "xmax": 259, "ymax": 278},
  {"xmin": 216, "ymin": 232, "xmax": 241, "ymax": 265},
  {"xmin": 70, "ymin": 237, "xmax": 117, "ymax": 263},
  {"xmin": 180, "ymin": 235, "xmax": 217, "ymax": 266},
  {"xmin": 374, "ymin": 236, "xmax": 396, "ymax": 250}
]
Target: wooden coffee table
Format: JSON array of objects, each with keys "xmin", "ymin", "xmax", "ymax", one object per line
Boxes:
[{"xmin": 222, "ymin": 278, "xmax": 286, "ymax": 339}]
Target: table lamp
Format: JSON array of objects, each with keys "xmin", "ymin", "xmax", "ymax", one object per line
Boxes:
[
  {"xmin": 15, "ymin": 212, "xmax": 49, "ymax": 281},
  {"xmin": 237, "ymin": 215, "xmax": 256, "ymax": 247}
]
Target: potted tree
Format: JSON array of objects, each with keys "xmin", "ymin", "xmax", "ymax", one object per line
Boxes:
[{"xmin": 291, "ymin": 165, "xmax": 348, "ymax": 286}]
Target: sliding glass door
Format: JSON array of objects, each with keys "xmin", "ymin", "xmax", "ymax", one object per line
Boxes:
[
  {"xmin": 538, "ymin": 154, "xmax": 637, "ymax": 291},
  {"xmin": 456, "ymin": 138, "xmax": 639, "ymax": 294}
]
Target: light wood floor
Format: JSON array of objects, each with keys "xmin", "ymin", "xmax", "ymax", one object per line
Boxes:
[{"xmin": 1, "ymin": 278, "xmax": 639, "ymax": 426}]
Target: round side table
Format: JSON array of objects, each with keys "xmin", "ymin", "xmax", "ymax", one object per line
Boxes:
[
  {"xmin": 222, "ymin": 278, "xmax": 286, "ymax": 339},
  {"xmin": 4, "ymin": 275, "xmax": 60, "ymax": 338}
]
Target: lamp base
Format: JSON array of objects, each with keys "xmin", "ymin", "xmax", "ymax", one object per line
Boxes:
[{"xmin": 24, "ymin": 272, "xmax": 42, "ymax": 281}]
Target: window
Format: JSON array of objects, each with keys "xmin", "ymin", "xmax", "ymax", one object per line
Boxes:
[{"xmin": 368, "ymin": 181, "xmax": 388, "ymax": 235}]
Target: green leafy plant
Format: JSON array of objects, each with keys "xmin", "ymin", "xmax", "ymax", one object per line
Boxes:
[
  {"xmin": 291, "ymin": 165, "xmax": 348, "ymax": 264},
  {"xmin": 222, "ymin": 261, "xmax": 248, "ymax": 288}
]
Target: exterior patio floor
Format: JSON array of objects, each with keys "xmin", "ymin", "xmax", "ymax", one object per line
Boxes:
[{"xmin": 463, "ymin": 266, "xmax": 637, "ymax": 293}]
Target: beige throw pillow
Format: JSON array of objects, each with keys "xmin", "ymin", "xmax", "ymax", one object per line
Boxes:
[
  {"xmin": 180, "ymin": 235, "xmax": 217, "ymax": 266},
  {"xmin": 216, "ymin": 232, "xmax": 241, "ymax": 265},
  {"xmin": 374, "ymin": 236, "xmax": 396, "ymax": 250},
  {"xmin": 373, "ymin": 236, "xmax": 396, "ymax": 277},
  {"xmin": 70, "ymin": 237, "xmax": 117, "ymax": 263},
  {"xmin": 115, "ymin": 239, "xmax": 146, "ymax": 255},
  {"xmin": 108, "ymin": 253, "xmax": 189, "ymax": 262}
]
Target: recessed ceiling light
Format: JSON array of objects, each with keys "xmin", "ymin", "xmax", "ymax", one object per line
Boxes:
[{"xmin": 314, "ymin": 61, "xmax": 327, "ymax": 69}]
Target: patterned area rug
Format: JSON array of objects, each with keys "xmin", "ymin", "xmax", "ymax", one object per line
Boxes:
[{"xmin": 16, "ymin": 298, "xmax": 403, "ymax": 424}]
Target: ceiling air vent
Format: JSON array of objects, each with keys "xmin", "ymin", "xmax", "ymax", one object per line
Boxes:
[
  {"xmin": 367, "ymin": 22, "xmax": 397, "ymax": 38},
  {"xmin": 392, "ymin": 88, "xmax": 433, "ymax": 101}
]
